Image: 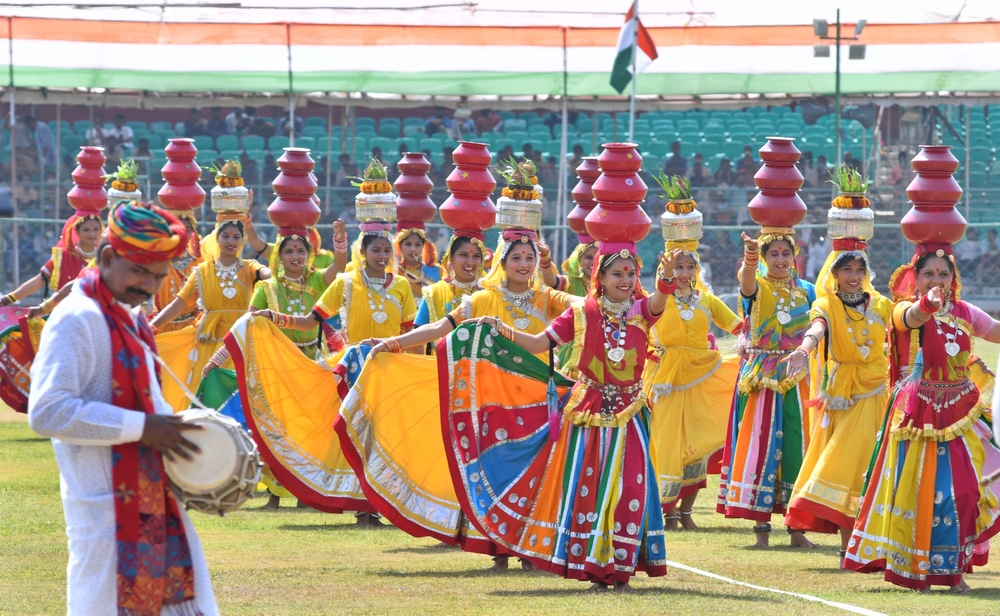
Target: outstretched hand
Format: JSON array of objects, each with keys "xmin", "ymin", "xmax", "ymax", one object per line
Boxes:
[
  {"xmin": 779, "ymin": 348, "xmax": 809, "ymax": 378},
  {"xmin": 657, "ymin": 249, "xmax": 682, "ymax": 278},
  {"xmin": 741, "ymin": 231, "xmax": 759, "ymax": 252},
  {"xmin": 926, "ymin": 285, "xmax": 944, "ymax": 308}
]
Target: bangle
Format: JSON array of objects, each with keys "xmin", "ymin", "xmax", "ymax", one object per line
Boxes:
[
  {"xmin": 917, "ymin": 294, "xmax": 936, "ymax": 315},
  {"xmin": 656, "ymin": 276, "xmax": 676, "ymax": 295},
  {"xmin": 539, "ymin": 259, "xmax": 552, "ymax": 270},
  {"xmin": 803, "ymin": 333, "xmax": 820, "ymax": 346},
  {"xmin": 497, "ymin": 321, "xmax": 514, "ymax": 341},
  {"xmin": 744, "ymin": 244, "xmax": 760, "ymax": 255},
  {"xmin": 793, "ymin": 347, "xmax": 809, "ymax": 358},
  {"xmin": 384, "ymin": 338, "xmax": 402, "ymax": 353},
  {"xmin": 39, "ymin": 297, "xmax": 56, "ymax": 315}
]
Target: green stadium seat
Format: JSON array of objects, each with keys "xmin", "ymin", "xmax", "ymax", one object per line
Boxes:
[
  {"xmin": 241, "ymin": 135, "xmax": 265, "ymax": 150},
  {"xmin": 215, "ymin": 135, "xmax": 240, "ymax": 151},
  {"xmin": 295, "ymin": 136, "xmax": 317, "ymax": 151},
  {"xmin": 378, "ymin": 124, "xmax": 401, "ymax": 139},
  {"xmin": 419, "ymin": 138, "xmax": 444, "ymax": 154},
  {"xmin": 268, "ymin": 135, "xmax": 290, "ymax": 150},
  {"xmin": 304, "ymin": 117, "xmax": 327, "ymax": 128},
  {"xmin": 192, "ymin": 135, "xmax": 214, "ymax": 151}
]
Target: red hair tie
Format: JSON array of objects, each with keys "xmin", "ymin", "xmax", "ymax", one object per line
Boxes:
[{"xmin": 832, "ymin": 238, "xmax": 868, "ymax": 251}]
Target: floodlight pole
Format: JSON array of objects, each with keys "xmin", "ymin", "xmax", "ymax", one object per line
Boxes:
[
  {"xmin": 628, "ymin": 0, "xmax": 638, "ymax": 143},
  {"xmin": 835, "ymin": 9, "xmax": 841, "ymax": 168}
]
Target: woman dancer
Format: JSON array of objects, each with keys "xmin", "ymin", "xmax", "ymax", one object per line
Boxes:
[
  {"xmin": 645, "ymin": 241, "xmax": 741, "ymax": 531},
  {"xmin": 844, "ymin": 247, "xmax": 1000, "ymax": 591},
  {"xmin": 357, "ymin": 227, "xmax": 576, "ymax": 567},
  {"xmin": 717, "ymin": 230, "xmax": 816, "ymax": 549},
  {"xmin": 539, "ymin": 235, "xmax": 597, "ymax": 297},
  {"xmin": 414, "ymin": 230, "xmax": 487, "ymax": 328},
  {"xmin": 223, "ymin": 223, "xmax": 415, "ymax": 525},
  {"xmin": 151, "ymin": 216, "xmax": 270, "ymax": 410},
  {"xmin": 1, "ymin": 214, "xmax": 102, "ymax": 308},
  {"xmin": 782, "ymin": 241, "xmax": 892, "ymax": 556},
  {"xmin": 150, "ymin": 212, "xmax": 203, "ymax": 333},
  {"xmin": 416, "ymin": 244, "xmax": 676, "ymax": 591},
  {"xmin": 395, "ymin": 224, "xmax": 445, "ymax": 303}
]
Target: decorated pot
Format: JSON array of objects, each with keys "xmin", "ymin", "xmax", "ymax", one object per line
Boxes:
[
  {"xmin": 211, "ymin": 184, "xmax": 251, "ymax": 214},
  {"xmin": 356, "ymin": 192, "xmax": 398, "ymax": 223},
  {"xmin": 747, "ymin": 137, "xmax": 806, "ymax": 228},
  {"xmin": 67, "ymin": 146, "xmax": 109, "ymax": 214},
  {"xmin": 586, "ymin": 143, "xmax": 651, "ymax": 243},
  {"xmin": 900, "ymin": 145, "xmax": 966, "ymax": 245},
  {"xmin": 158, "ymin": 138, "xmax": 206, "ymax": 213},
  {"xmin": 496, "ymin": 195, "xmax": 543, "ymax": 230},
  {"xmin": 395, "ymin": 152, "xmax": 436, "ymax": 226},
  {"xmin": 567, "ymin": 157, "xmax": 600, "ymax": 235},
  {"xmin": 440, "ymin": 141, "xmax": 497, "ymax": 232},
  {"xmin": 660, "ymin": 200, "xmax": 703, "ymax": 242},
  {"xmin": 268, "ymin": 148, "xmax": 321, "ymax": 230},
  {"xmin": 107, "ymin": 186, "xmax": 142, "ymax": 208}
]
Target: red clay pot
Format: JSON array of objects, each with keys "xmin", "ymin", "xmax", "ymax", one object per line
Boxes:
[
  {"xmin": 269, "ymin": 148, "xmax": 320, "ymax": 231},
  {"xmin": 67, "ymin": 146, "xmax": 108, "ymax": 214},
  {"xmin": 440, "ymin": 141, "xmax": 497, "ymax": 232},
  {"xmin": 158, "ymin": 138, "xmax": 206, "ymax": 212},
  {"xmin": 567, "ymin": 157, "xmax": 601, "ymax": 235},
  {"xmin": 586, "ymin": 143, "xmax": 651, "ymax": 243},
  {"xmin": 395, "ymin": 152, "xmax": 437, "ymax": 226},
  {"xmin": 747, "ymin": 137, "xmax": 806, "ymax": 228},
  {"xmin": 900, "ymin": 145, "xmax": 966, "ymax": 245}
]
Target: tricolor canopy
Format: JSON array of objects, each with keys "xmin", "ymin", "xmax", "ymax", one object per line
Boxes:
[{"xmin": 1, "ymin": 0, "xmax": 999, "ymax": 97}]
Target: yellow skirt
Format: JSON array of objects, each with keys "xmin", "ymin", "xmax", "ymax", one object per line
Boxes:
[
  {"xmin": 785, "ymin": 388, "xmax": 888, "ymax": 533},
  {"xmin": 336, "ymin": 352, "xmax": 490, "ymax": 551},
  {"xmin": 156, "ymin": 325, "xmax": 227, "ymax": 412},
  {"xmin": 645, "ymin": 350, "xmax": 740, "ymax": 508},
  {"xmin": 226, "ymin": 315, "xmax": 370, "ymax": 513}
]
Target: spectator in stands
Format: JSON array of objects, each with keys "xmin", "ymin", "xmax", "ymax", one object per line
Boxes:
[
  {"xmin": 424, "ymin": 107, "xmax": 450, "ymax": 137},
  {"xmin": 25, "ymin": 116, "xmax": 56, "ymax": 170},
  {"xmin": 6, "ymin": 112, "xmax": 38, "ymax": 176},
  {"xmin": 843, "ymin": 152, "xmax": 860, "ymax": 173},
  {"xmin": 569, "ymin": 144, "xmax": 585, "ymax": 171},
  {"xmin": 397, "ymin": 143, "xmax": 409, "ymax": 158},
  {"xmin": 733, "ymin": 171, "xmax": 754, "ymax": 225},
  {"xmin": 335, "ymin": 153, "xmax": 356, "ymax": 186},
  {"xmin": 108, "ymin": 113, "xmax": 134, "ymax": 150},
  {"xmin": 184, "ymin": 108, "xmax": 209, "ymax": 137},
  {"xmin": 103, "ymin": 135, "xmax": 123, "ymax": 169},
  {"xmin": 889, "ymin": 151, "xmax": 908, "ymax": 186},
  {"xmin": 816, "ymin": 154, "xmax": 831, "ymax": 183},
  {"xmin": 736, "ymin": 145, "xmax": 758, "ymax": 176},
  {"xmin": 278, "ymin": 114, "xmax": 304, "ymax": 138},
  {"xmin": 42, "ymin": 170, "xmax": 60, "ymax": 214},
  {"xmin": 207, "ymin": 107, "xmax": 227, "ymax": 139},
  {"xmin": 476, "ymin": 109, "xmax": 502, "ymax": 135},
  {"xmin": 540, "ymin": 155, "xmax": 558, "ymax": 186},
  {"xmin": 13, "ymin": 173, "xmax": 39, "ymax": 209},
  {"xmin": 225, "ymin": 107, "xmax": 247, "ymax": 134},
  {"xmin": 499, "ymin": 144, "xmax": 515, "ymax": 165},
  {"xmin": 243, "ymin": 158, "xmax": 259, "ymax": 185},
  {"xmin": 956, "ymin": 227, "xmax": 982, "ymax": 281},
  {"xmin": 715, "ymin": 157, "xmax": 735, "ymax": 187},
  {"xmin": 521, "ymin": 143, "xmax": 534, "ymax": 163},
  {"xmin": 663, "ymin": 141, "xmax": 687, "ymax": 177},
  {"xmin": 687, "ymin": 153, "xmax": 712, "ymax": 188},
  {"xmin": 800, "ymin": 151, "xmax": 818, "ymax": 188},
  {"xmin": 86, "ymin": 114, "xmax": 108, "ymax": 147},
  {"xmin": 133, "ymin": 137, "xmax": 153, "ymax": 174},
  {"xmin": 248, "ymin": 117, "xmax": 276, "ymax": 140},
  {"xmin": 805, "ymin": 228, "xmax": 832, "ymax": 281}
]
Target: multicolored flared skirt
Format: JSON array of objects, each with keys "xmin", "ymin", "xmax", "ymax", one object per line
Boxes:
[
  {"xmin": 439, "ymin": 323, "xmax": 667, "ymax": 584},
  {"xmin": 844, "ymin": 383, "xmax": 1000, "ymax": 589},
  {"xmin": 716, "ymin": 376, "xmax": 809, "ymax": 522},
  {"xmin": 0, "ymin": 310, "xmax": 40, "ymax": 413}
]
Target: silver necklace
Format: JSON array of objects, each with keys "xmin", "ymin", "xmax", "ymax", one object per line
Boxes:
[
  {"xmin": 77, "ymin": 243, "xmax": 97, "ymax": 259},
  {"xmin": 501, "ymin": 281, "xmax": 535, "ymax": 330},
  {"xmin": 600, "ymin": 297, "xmax": 632, "ymax": 363},
  {"xmin": 673, "ymin": 289, "xmax": 698, "ymax": 321},
  {"xmin": 933, "ymin": 303, "xmax": 961, "ymax": 357},
  {"xmin": 215, "ymin": 259, "xmax": 241, "ymax": 299},
  {"xmin": 363, "ymin": 271, "xmax": 389, "ymax": 324}
]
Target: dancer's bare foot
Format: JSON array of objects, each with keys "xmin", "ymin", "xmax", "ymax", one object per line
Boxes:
[
  {"xmin": 789, "ymin": 530, "xmax": 817, "ymax": 549},
  {"xmin": 664, "ymin": 512, "xmax": 681, "ymax": 531},
  {"xmin": 489, "ymin": 555, "xmax": 509, "ymax": 572},
  {"xmin": 355, "ymin": 512, "xmax": 385, "ymax": 527},
  {"xmin": 433, "ymin": 541, "xmax": 456, "ymax": 549},
  {"xmin": 839, "ymin": 527, "xmax": 852, "ymax": 551},
  {"xmin": 750, "ymin": 524, "xmax": 771, "ymax": 549},
  {"xmin": 614, "ymin": 581, "xmax": 634, "ymax": 593},
  {"xmin": 680, "ymin": 511, "xmax": 698, "ymax": 531},
  {"xmin": 261, "ymin": 494, "xmax": 280, "ymax": 510},
  {"xmin": 950, "ymin": 578, "xmax": 971, "ymax": 593},
  {"xmin": 520, "ymin": 559, "xmax": 536, "ymax": 572},
  {"xmin": 587, "ymin": 582, "xmax": 609, "ymax": 592}
]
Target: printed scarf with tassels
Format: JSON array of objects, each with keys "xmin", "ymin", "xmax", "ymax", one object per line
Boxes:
[{"xmin": 79, "ymin": 269, "xmax": 199, "ymax": 616}]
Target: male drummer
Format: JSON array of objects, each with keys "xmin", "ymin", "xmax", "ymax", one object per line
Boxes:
[{"xmin": 28, "ymin": 201, "xmax": 219, "ymax": 615}]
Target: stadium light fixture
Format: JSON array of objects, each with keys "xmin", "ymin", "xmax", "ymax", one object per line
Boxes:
[
  {"xmin": 813, "ymin": 19, "xmax": 829, "ymax": 37},
  {"xmin": 849, "ymin": 45, "xmax": 866, "ymax": 60},
  {"xmin": 814, "ymin": 10, "xmax": 866, "ymax": 168},
  {"xmin": 814, "ymin": 45, "xmax": 831, "ymax": 58},
  {"xmin": 855, "ymin": 20, "xmax": 867, "ymax": 37}
]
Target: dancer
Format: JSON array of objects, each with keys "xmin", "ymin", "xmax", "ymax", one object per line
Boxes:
[
  {"xmin": 28, "ymin": 201, "xmax": 218, "ymax": 615},
  {"xmin": 429, "ymin": 244, "xmax": 676, "ymax": 591},
  {"xmin": 414, "ymin": 230, "xmax": 487, "ymax": 328},
  {"xmin": 717, "ymin": 228, "xmax": 817, "ymax": 549},
  {"xmin": 844, "ymin": 246, "xmax": 1000, "ymax": 591},
  {"xmin": 539, "ymin": 235, "xmax": 597, "ymax": 297},
  {"xmin": 223, "ymin": 222, "xmax": 414, "ymax": 525},
  {"xmin": 1, "ymin": 213, "xmax": 102, "ymax": 309},
  {"xmin": 645, "ymin": 240, "xmax": 741, "ymax": 531},
  {"xmin": 783, "ymin": 171, "xmax": 892, "ymax": 557},
  {"xmin": 151, "ymin": 216, "xmax": 270, "ymax": 411},
  {"xmin": 150, "ymin": 210, "xmax": 203, "ymax": 333},
  {"xmin": 394, "ymin": 223, "xmax": 445, "ymax": 302},
  {"xmin": 357, "ymin": 227, "xmax": 577, "ymax": 560}
]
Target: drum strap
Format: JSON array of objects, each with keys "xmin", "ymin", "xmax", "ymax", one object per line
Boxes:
[{"xmin": 126, "ymin": 324, "xmax": 211, "ymax": 411}]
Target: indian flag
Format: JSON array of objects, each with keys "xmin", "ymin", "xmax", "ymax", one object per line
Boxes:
[{"xmin": 610, "ymin": 1, "xmax": 659, "ymax": 94}]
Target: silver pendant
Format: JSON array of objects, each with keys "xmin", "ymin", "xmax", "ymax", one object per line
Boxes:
[
  {"xmin": 859, "ymin": 345, "xmax": 870, "ymax": 359},
  {"xmin": 776, "ymin": 311, "xmax": 791, "ymax": 325},
  {"xmin": 944, "ymin": 342, "xmax": 960, "ymax": 357},
  {"xmin": 607, "ymin": 347, "xmax": 626, "ymax": 363},
  {"xmin": 679, "ymin": 309, "xmax": 695, "ymax": 321},
  {"xmin": 222, "ymin": 286, "xmax": 237, "ymax": 299},
  {"xmin": 372, "ymin": 311, "xmax": 388, "ymax": 324},
  {"xmin": 513, "ymin": 317, "xmax": 531, "ymax": 330}
]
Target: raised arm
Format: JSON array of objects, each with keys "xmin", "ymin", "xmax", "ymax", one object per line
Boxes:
[
  {"xmin": 899, "ymin": 286, "xmax": 942, "ymax": 331},
  {"xmin": 3, "ymin": 273, "xmax": 47, "ymax": 306},
  {"xmin": 28, "ymin": 279, "xmax": 75, "ymax": 317},
  {"xmin": 324, "ymin": 219, "xmax": 349, "ymax": 285},
  {"xmin": 649, "ymin": 250, "xmax": 681, "ymax": 316},
  {"xmin": 538, "ymin": 244, "xmax": 561, "ymax": 289},
  {"xmin": 242, "ymin": 208, "xmax": 269, "ymax": 256},
  {"xmin": 738, "ymin": 231, "xmax": 759, "ymax": 298}
]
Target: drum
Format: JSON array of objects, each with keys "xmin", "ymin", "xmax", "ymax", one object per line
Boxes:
[{"xmin": 163, "ymin": 409, "xmax": 263, "ymax": 516}]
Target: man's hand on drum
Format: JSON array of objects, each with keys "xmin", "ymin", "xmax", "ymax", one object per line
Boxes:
[{"xmin": 141, "ymin": 415, "xmax": 203, "ymax": 462}]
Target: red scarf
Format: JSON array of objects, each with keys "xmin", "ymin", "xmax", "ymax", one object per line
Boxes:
[{"xmin": 79, "ymin": 269, "xmax": 199, "ymax": 616}]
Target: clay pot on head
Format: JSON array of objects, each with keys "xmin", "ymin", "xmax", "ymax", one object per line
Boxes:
[
  {"xmin": 747, "ymin": 137, "xmax": 806, "ymax": 228},
  {"xmin": 158, "ymin": 138, "xmax": 206, "ymax": 212},
  {"xmin": 440, "ymin": 141, "xmax": 497, "ymax": 232},
  {"xmin": 585, "ymin": 143, "xmax": 651, "ymax": 243},
  {"xmin": 395, "ymin": 152, "xmax": 437, "ymax": 227},
  {"xmin": 67, "ymin": 146, "xmax": 109, "ymax": 213},
  {"xmin": 567, "ymin": 157, "xmax": 601, "ymax": 235},
  {"xmin": 268, "ymin": 148, "xmax": 321, "ymax": 230},
  {"xmin": 900, "ymin": 145, "xmax": 966, "ymax": 245}
]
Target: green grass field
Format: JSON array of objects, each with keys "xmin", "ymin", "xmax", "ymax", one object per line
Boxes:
[{"xmin": 3, "ymin": 341, "xmax": 1000, "ymax": 615}]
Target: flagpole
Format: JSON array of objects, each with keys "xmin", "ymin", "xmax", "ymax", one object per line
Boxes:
[{"xmin": 628, "ymin": 0, "xmax": 638, "ymax": 142}]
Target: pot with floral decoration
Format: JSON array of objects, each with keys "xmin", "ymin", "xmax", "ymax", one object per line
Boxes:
[
  {"xmin": 827, "ymin": 165, "xmax": 873, "ymax": 240},
  {"xmin": 106, "ymin": 159, "xmax": 142, "ymax": 207},
  {"xmin": 495, "ymin": 156, "xmax": 543, "ymax": 229},
  {"xmin": 209, "ymin": 159, "xmax": 251, "ymax": 214},
  {"xmin": 354, "ymin": 157, "xmax": 397, "ymax": 222},
  {"xmin": 654, "ymin": 172, "xmax": 702, "ymax": 241}
]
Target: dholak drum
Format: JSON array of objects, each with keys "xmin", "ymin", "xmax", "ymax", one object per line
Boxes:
[{"xmin": 163, "ymin": 409, "xmax": 263, "ymax": 516}]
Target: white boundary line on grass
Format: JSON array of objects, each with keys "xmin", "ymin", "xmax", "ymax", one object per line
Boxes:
[{"xmin": 664, "ymin": 560, "xmax": 887, "ymax": 616}]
